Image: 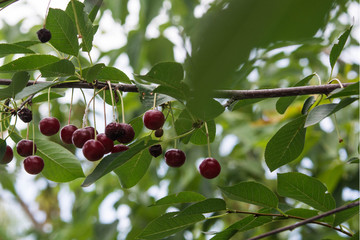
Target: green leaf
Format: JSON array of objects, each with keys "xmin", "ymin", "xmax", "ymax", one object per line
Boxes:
[
  {"xmin": 229, "ymin": 98, "xmax": 265, "ymax": 111},
  {"xmin": 190, "ymin": 120, "xmax": 216, "ymax": 145},
  {"xmin": 0, "ymin": 71, "xmax": 30, "ymax": 100},
  {"xmin": 0, "ymin": 0, "xmax": 17, "ymax": 8},
  {"xmin": 0, "ymin": 43, "xmax": 34, "ymax": 57},
  {"xmin": 150, "ymin": 192, "xmax": 206, "ymax": 207},
  {"xmin": 284, "ymin": 208, "xmax": 333, "ymax": 223},
  {"xmin": 65, "ymin": 0, "xmax": 94, "ymax": 52},
  {"xmin": 39, "ymin": 59, "xmax": 75, "ymax": 77},
  {"xmin": 137, "ymin": 62, "xmax": 184, "ymax": 88},
  {"xmin": 137, "ymin": 212, "xmax": 205, "ymax": 240},
  {"xmin": 154, "ymin": 83, "xmax": 189, "ymax": 102},
  {"xmin": 276, "ymin": 74, "xmax": 315, "ymax": 114},
  {"xmin": 304, "ymin": 98, "xmax": 358, "ymax": 127},
  {"xmin": 82, "ymin": 138, "xmax": 158, "ymax": 187},
  {"xmin": 32, "ymin": 92, "xmax": 65, "ymax": 103},
  {"xmin": 265, "ymin": 115, "xmax": 307, "ymax": 171},
  {"xmin": 333, "ymin": 200, "xmax": 359, "ymax": 226},
  {"xmin": 328, "ymin": 82, "xmax": 359, "ymax": 98},
  {"xmin": 277, "ymin": 172, "xmax": 336, "ymax": 212},
  {"xmin": 128, "ymin": 116, "xmax": 143, "ymax": 140},
  {"xmin": 187, "ymin": 98, "xmax": 225, "ymax": 121},
  {"xmin": 347, "ymin": 157, "xmax": 359, "ymax": 164},
  {"xmin": 220, "ymin": 181, "xmax": 279, "ymax": 208},
  {"xmin": 15, "ymin": 82, "xmax": 57, "ymax": 100},
  {"xmin": 13, "ymin": 40, "xmax": 39, "ymax": 48},
  {"xmin": 47, "ymin": 8, "xmax": 80, "ymax": 56},
  {"xmin": 179, "ymin": 198, "xmax": 226, "ymax": 216},
  {"xmin": 350, "ymin": 232, "xmax": 359, "ymax": 240},
  {"xmin": 330, "ymin": 26, "xmax": 352, "ymax": 69},
  {"xmin": 0, "ymin": 139, "xmax": 6, "ymax": 161},
  {"xmin": 301, "ymin": 96, "xmax": 316, "ymax": 115},
  {"xmin": 96, "ymin": 66, "xmax": 131, "ymax": 84},
  {"xmin": 33, "ymin": 139, "xmax": 85, "ymax": 182},
  {"xmin": 0, "ymin": 55, "xmax": 59, "ymax": 72},
  {"xmin": 135, "ymin": 83, "xmax": 174, "ymax": 109},
  {"xmin": 114, "ymin": 148, "xmax": 152, "ymax": 189},
  {"xmin": 88, "ymin": 0, "xmax": 103, "ymax": 22},
  {"xmin": 211, "ymin": 209, "xmax": 273, "ymax": 240},
  {"xmin": 83, "ymin": 63, "xmax": 105, "ymax": 83}
]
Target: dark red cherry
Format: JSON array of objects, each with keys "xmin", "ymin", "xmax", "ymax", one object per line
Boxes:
[
  {"xmin": 37, "ymin": 28, "xmax": 51, "ymax": 43},
  {"xmin": 72, "ymin": 128, "xmax": 92, "ymax": 148},
  {"xmin": 39, "ymin": 117, "xmax": 60, "ymax": 136},
  {"xmin": 199, "ymin": 158, "xmax": 221, "ymax": 179},
  {"xmin": 82, "ymin": 139, "xmax": 105, "ymax": 161},
  {"xmin": 149, "ymin": 144, "xmax": 162, "ymax": 158},
  {"xmin": 143, "ymin": 109, "xmax": 165, "ymax": 130},
  {"xmin": 0, "ymin": 145, "xmax": 13, "ymax": 164},
  {"xmin": 97, "ymin": 133, "xmax": 114, "ymax": 154},
  {"xmin": 16, "ymin": 139, "xmax": 37, "ymax": 157},
  {"xmin": 60, "ymin": 125, "xmax": 78, "ymax": 144},
  {"xmin": 117, "ymin": 123, "xmax": 135, "ymax": 144},
  {"xmin": 18, "ymin": 108, "xmax": 32, "ymax": 123},
  {"xmin": 24, "ymin": 155, "xmax": 44, "ymax": 174},
  {"xmin": 105, "ymin": 122, "xmax": 125, "ymax": 141},
  {"xmin": 154, "ymin": 128, "xmax": 164, "ymax": 138},
  {"xmin": 111, "ymin": 144, "xmax": 129, "ymax": 153},
  {"xmin": 164, "ymin": 149, "xmax": 186, "ymax": 167},
  {"xmin": 84, "ymin": 126, "xmax": 97, "ymax": 139}
]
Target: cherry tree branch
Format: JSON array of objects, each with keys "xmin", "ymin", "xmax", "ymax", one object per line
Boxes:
[{"xmin": 247, "ymin": 201, "xmax": 359, "ymax": 240}]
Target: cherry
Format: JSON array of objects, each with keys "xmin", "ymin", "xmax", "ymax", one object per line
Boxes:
[
  {"xmin": 84, "ymin": 126, "xmax": 97, "ymax": 139},
  {"xmin": 105, "ymin": 122, "xmax": 125, "ymax": 141},
  {"xmin": 37, "ymin": 28, "xmax": 51, "ymax": 43},
  {"xmin": 24, "ymin": 155, "xmax": 44, "ymax": 175},
  {"xmin": 39, "ymin": 117, "xmax": 60, "ymax": 136},
  {"xmin": 154, "ymin": 128, "xmax": 164, "ymax": 138},
  {"xmin": 111, "ymin": 144, "xmax": 129, "ymax": 153},
  {"xmin": 82, "ymin": 139, "xmax": 105, "ymax": 161},
  {"xmin": 60, "ymin": 125, "xmax": 78, "ymax": 144},
  {"xmin": 18, "ymin": 108, "xmax": 32, "ymax": 123},
  {"xmin": 199, "ymin": 158, "xmax": 221, "ymax": 179},
  {"xmin": 97, "ymin": 133, "xmax": 114, "ymax": 154},
  {"xmin": 72, "ymin": 128, "xmax": 92, "ymax": 148},
  {"xmin": 164, "ymin": 149, "xmax": 186, "ymax": 167},
  {"xmin": 143, "ymin": 109, "xmax": 165, "ymax": 130},
  {"xmin": 117, "ymin": 123, "xmax": 135, "ymax": 144},
  {"xmin": 16, "ymin": 139, "xmax": 37, "ymax": 157},
  {"xmin": 149, "ymin": 144, "xmax": 162, "ymax": 158},
  {"xmin": 0, "ymin": 145, "xmax": 13, "ymax": 164}
]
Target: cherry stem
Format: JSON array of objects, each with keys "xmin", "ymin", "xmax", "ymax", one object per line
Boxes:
[
  {"xmin": 0, "ymin": 113, "xmax": 3, "ymax": 139},
  {"xmin": 43, "ymin": 0, "xmax": 52, "ymax": 28},
  {"xmin": 153, "ymin": 93, "xmax": 157, "ymax": 109},
  {"xmin": 80, "ymin": 88, "xmax": 87, "ymax": 128},
  {"xmin": 93, "ymin": 88, "xmax": 97, "ymax": 140},
  {"xmin": 83, "ymin": 86, "xmax": 107, "ymax": 128},
  {"xmin": 103, "ymin": 90, "xmax": 107, "ymax": 127},
  {"xmin": 32, "ymin": 110, "xmax": 35, "ymax": 155},
  {"xmin": 169, "ymin": 107, "xmax": 177, "ymax": 149},
  {"xmin": 47, "ymin": 86, "xmax": 51, "ymax": 117},
  {"xmin": 26, "ymin": 123, "xmax": 29, "ymax": 140},
  {"xmin": 116, "ymin": 90, "xmax": 125, "ymax": 123},
  {"xmin": 107, "ymin": 81, "xmax": 116, "ymax": 122},
  {"xmin": 164, "ymin": 128, "xmax": 196, "ymax": 143},
  {"xmin": 204, "ymin": 121, "xmax": 211, "ymax": 158},
  {"xmin": 68, "ymin": 88, "xmax": 74, "ymax": 125}
]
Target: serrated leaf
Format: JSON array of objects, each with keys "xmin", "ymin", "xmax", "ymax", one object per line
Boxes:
[
  {"xmin": 47, "ymin": 8, "xmax": 80, "ymax": 56},
  {"xmin": 34, "ymin": 139, "xmax": 85, "ymax": 182},
  {"xmin": 187, "ymin": 98, "xmax": 225, "ymax": 121},
  {"xmin": 88, "ymin": 0, "xmax": 103, "ymax": 22},
  {"xmin": 229, "ymin": 98, "xmax": 265, "ymax": 111},
  {"xmin": 284, "ymin": 208, "xmax": 333, "ymax": 223},
  {"xmin": 190, "ymin": 120, "xmax": 215, "ymax": 145},
  {"xmin": 15, "ymin": 82, "xmax": 57, "ymax": 100},
  {"xmin": 82, "ymin": 138, "xmax": 158, "ymax": 187},
  {"xmin": 0, "ymin": 55, "xmax": 59, "ymax": 72},
  {"xmin": 13, "ymin": 40, "xmax": 39, "ymax": 48},
  {"xmin": 265, "ymin": 115, "xmax": 307, "ymax": 171},
  {"xmin": 39, "ymin": 59, "xmax": 75, "ymax": 77},
  {"xmin": 65, "ymin": 0, "xmax": 94, "ymax": 52},
  {"xmin": 136, "ymin": 83, "xmax": 174, "ymax": 109},
  {"xmin": 114, "ymin": 148, "xmax": 152, "ymax": 189},
  {"xmin": 151, "ymin": 192, "xmax": 206, "ymax": 207},
  {"xmin": 137, "ymin": 212, "xmax": 204, "ymax": 240},
  {"xmin": 328, "ymin": 82, "xmax": 359, "ymax": 98},
  {"xmin": 0, "ymin": 71, "xmax": 30, "ymax": 100},
  {"xmin": 32, "ymin": 92, "xmax": 65, "ymax": 103},
  {"xmin": 154, "ymin": 84, "xmax": 189, "ymax": 102},
  {"xmin": 333, "ymin": 200, "xmax": 359, "ymax": 226},
  {"xmin": 220, "ymin": 181, "xmax": 279, "ymax": 208},
  {"xmin": 0, "ymin": 43, "xmax": 34, "ymax": 57},
  {"xmin": 211, "ymin": 209, "xmax": 273, "ymax": 240},
  {"xmin": 97, "ymin": 66, "xmax": 131, "ymax": 84},
  {"xmin": 83, "ymin": 63, "xmax": 105, "ymax": 83},
  {"xmin": 137, "ymin": 62, "xmax": 184, "ymax": 88},
  {"xmin": 277, "ymin": 172, "xmax": 336, "ymax": 212},
  {"xmin": 179, "ymin": 198, "xmax": 226, "ymax": 216},
  {"xmin": 305, "ymin": 98, "xmax": 358, "ymax": 127},
  {"xmin": 330, "ymin": 26, "xmax": 352, "ymax": 69},
  {"xmin": 276, "ymin": 74, "xmax": 315, "ymax": 114},
  {"xmin": 301, "ymin": 96, "xmax": 316, "ymax": 115}
]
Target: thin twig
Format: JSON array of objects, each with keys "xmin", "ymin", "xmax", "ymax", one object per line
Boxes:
[{"xmin": 247, "ymin": 201, "xmax": 359, "ymax": 240}]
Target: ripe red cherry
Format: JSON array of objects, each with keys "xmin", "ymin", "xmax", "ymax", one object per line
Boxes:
[
  {"xmin": 72, "ymin": 128, "xmax": 92, "ymax": 148},
  {"xmin": 84, "ymin": 126, "xmax": 97, "ymax": 139},
  {"xmin": 0, "ymin": 145, "xmax": 13, "ymax": 164},
  {"xmin": 105, "ymin": 122, "xmax": 125, "ymax": 141},
  {"xmin": 97, "ymin": 133, "xmax": 114, "ymax": 154},
  {"xmin": 60, "ymin": 125, "xmax": 78, "ymax": 144},
  {"xmin": 164, "ymin": 149, "xmax": 186, "ymax": 167},
  {"xmin": 24, "ymin": 155, "xmax": 44, "ymax": 174},
  {"xmin": 117, "ymin": 123, "xmax": 135, "ymax": 144},
  {"xmin": 154, "ymin": 128, "xmax": 164, "ymax": 138},
  {"xmin": 39, "ymin": 117, "xmax": 60, "ymax": 136},
  {"xmin": 111, "ymin": 144, "xmax": 129, "ymax": 153},
  {"xmin": 149, "ymin": 144, "xmax": 162, "ymax": 157},
  {"xmin": 16, "ymin": 139, "xmax": 37, "ymax": 157},
  {"xmin": 143, "ymin": 109, "xmax": 165, "ymax": 130},
  {"xmin": 199, "ymin": 158, "xmax": 221, "ymax": 179},
  {"xmin": 82, "ymin": 139, "xmax": 105, "ymax": 161}
]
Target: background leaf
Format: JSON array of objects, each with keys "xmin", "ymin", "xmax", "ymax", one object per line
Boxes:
[
  {"xmin": 179, "ymin": 198, "xmax": 226, "ymax": 215},
  {"xmin": 0, "ymin": 55, "xmax": 59, "ymax": 72},
  {"xmin": 0, "ymin": 43, "xmax": 34, "ymax": 57},
  {"xmin": 0, "ymin": 71, "xmax": 29, "ymax": 100},
  {"xmin": 333, "ymin": 200, "xmax": 359, "ymax": 226},
  {"xmin": 328, "ymin": 81, "xmax": 359, "ymax": 98},
  {"xmin": 96, "ymin": 66, "xmax": 131, "ymax": 84},
  {"xmin": 150, "ymin": 192, "xmax": 206, "ymax": 207},
  {"xmin": 39, "ymin": 59, "xmax": 75, "ymax": 77},
  {"xmin": 329, "ymin": 26, "xmax": 352, "ymax": 69}
]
